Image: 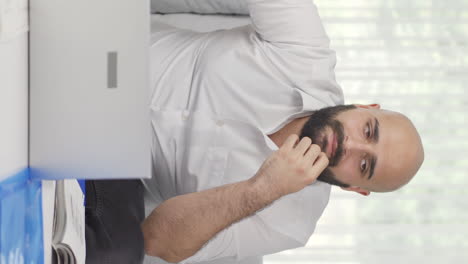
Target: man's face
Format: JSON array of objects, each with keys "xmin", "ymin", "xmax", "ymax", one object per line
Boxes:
[{"xmin": 300, "ymin": 104, "xmax": 424, "ymax": 193}]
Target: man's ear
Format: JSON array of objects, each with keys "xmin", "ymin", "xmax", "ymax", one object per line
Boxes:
[
  {"xmin": 341, "ymin": 186, "xmax": 371, "ymax": 196},
  {"xmin": 355, "ymin": 104, "xmax": 381, "ymax": 110}
]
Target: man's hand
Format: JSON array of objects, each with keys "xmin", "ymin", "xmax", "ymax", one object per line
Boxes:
[
  {"xmin": 142, "ymin": 134, "xmax": 328, "ymax": 262},
  {"xmin": 252, "ymin": 134, "xmax": 329, "ymax": 197}
]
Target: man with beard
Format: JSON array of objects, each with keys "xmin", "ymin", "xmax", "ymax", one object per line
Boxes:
[
  {"xmin": 142, "ymin": 103, "xmax": 424, "ymax": 263},
  {"xmin": 138, "ymin": 0, "xmax": 425, "ymax": 263}
]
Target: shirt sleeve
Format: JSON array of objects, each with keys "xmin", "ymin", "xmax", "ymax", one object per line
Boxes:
[
  {"xmin": 245, "ymin": 0, "xmax": 344, "ymax": 107},
  {"xmin": 180, "ymin": 182, "xmax": 331, "ymax": 263},
  {"xmin": 247, "ymin": 0, "xmax": 330, "ymax": 47}
]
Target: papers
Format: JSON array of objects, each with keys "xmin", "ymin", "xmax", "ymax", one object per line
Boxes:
[
  {"xmin": 51, "ymin": 180, "xmax": 85, "ymax": 264},
  {"xmin": 42, "ymin": 180, "xmax": 56, "ymax": 264}
]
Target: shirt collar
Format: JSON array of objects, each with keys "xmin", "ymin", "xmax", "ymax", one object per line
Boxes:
[{"xmin": 262, "ymin": 133, "xmax": 279, "ymax": 151}]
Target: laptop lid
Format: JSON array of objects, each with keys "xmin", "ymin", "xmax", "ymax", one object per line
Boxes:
[{"xmin": 30, "ymin": 0, "xmax": 151, "ymax": 179}]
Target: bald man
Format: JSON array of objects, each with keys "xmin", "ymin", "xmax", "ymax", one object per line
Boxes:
[
  {"xmin": 142, "ymin": 103, "xmax": 424, "ymax": 263},
  {"xmin": 141, "ymin": 0, "xmax": 425, "ymax": 263},
  {"xmin": 292, "ymin": 104, "xmax": 424, "ymax": 194}
]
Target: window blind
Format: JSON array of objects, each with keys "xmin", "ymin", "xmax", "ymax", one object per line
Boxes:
[{"xmin": 265, "ymin": 0, "xmax": 468, "ymax": 263}]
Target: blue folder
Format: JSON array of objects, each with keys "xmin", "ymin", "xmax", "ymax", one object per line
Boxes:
[{"xmin": 0, "ymin": 168, "xmax": 43, "ymax": 264}]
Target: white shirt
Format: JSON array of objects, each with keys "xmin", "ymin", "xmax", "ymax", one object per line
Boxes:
[{"xmin": 144, "ymin": 0, "xmax": 344, "ymax": 262}]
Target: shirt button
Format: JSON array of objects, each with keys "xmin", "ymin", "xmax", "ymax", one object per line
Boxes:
[
  {"xmin": 216, "ymin": 120, "xmax": 224, "ymax": 127},
  {"xmin": 181, "ymin": 111, "xmax": 189, "ymax": 121}
]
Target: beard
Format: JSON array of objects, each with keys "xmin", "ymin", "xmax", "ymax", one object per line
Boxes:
[{"xmin": 299, "ymin": 104, "xmax": 356, "ymax": 187}]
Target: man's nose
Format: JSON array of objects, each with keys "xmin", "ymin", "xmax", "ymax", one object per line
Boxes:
[{"xmin": 345, "ymin": 136, "xmax": 372, "ymax": 154}]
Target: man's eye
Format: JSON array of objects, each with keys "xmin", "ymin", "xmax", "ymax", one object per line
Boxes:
[
  {"xmin": 360, "ymin": 159, "xmax": 367, "ymax": 172},
  {"xmin": 365, "ymin": 124, "xmax": 371, "ymax": 138}
]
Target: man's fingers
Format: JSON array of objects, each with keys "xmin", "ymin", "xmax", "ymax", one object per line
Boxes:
[
  {"xmin": 303, "ymin": 144, "xmax": 321, "ymax": 164},
  {"xmin": 309, "ymin": 152, "xmax": 329, "ymax": 178},
  {"xmin": 294, "ymin": 137, "xmax": 312, "ymax": 156},
  {"xmin": 281, "ymin": 134, "xmax": 299, "ymax": 151}
]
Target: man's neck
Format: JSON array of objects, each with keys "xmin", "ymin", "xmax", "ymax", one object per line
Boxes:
[{"xmin": 268, "ymin": 116, "xmax": 310, "ymax": 147}]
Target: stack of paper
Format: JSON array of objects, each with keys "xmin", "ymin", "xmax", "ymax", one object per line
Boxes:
[{"xmin": 51, "ymin": 180, "xmax": 85, "ymax": 264}]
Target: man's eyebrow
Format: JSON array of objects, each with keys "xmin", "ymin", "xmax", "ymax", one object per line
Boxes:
[
  {"xmin": 368, "ymin": 156, "xmax": 377, "ymax": 180},
  {"xmin": 367, "ymin": 118, "xmax": 379, "ymax": 180},
  {"xmin": 373, "ymin": 118, "xmax": 380, "ymax": 142}
]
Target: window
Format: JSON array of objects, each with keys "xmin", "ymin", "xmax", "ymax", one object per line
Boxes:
[{"xmin": 265, "ymin": 1, "xmax": 468, "ymax": 263}]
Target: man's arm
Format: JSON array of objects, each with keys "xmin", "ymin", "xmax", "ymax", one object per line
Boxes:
[
  {"xmin": 247, "ymin": 0, "xmax": 329, "ymax": 47},
  {"xmin": 247, "ymin": 0, "xmax": 344, "ymax": 107},
  {"xmin": 142, "ymin": 135, "xmax": 328, "ymax": 263}
]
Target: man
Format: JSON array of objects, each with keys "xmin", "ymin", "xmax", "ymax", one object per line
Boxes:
[{"xmin": 142, "ymin": 0, "xmax": 424, "ymax": 263}]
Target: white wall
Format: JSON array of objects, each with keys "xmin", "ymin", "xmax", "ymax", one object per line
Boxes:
[{"xmin": 0, "ymin": 32, "xmax": 28, "ymax": 180}]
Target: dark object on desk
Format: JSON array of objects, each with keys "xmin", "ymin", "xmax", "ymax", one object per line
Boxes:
[{"xmin": 85, "ymin": 180, "xmax": 145, "ymax": 264}]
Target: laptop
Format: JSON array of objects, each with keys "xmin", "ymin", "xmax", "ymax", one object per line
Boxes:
[{"xmin": 29, "ymin": 0, "xmax": 151, "ymax": 179}]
